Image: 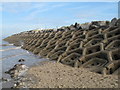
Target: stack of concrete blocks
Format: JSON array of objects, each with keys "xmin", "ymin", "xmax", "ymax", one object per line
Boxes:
[{"xmin": 4, "ymin": 18, "xmax": 120, "ymax": 75}]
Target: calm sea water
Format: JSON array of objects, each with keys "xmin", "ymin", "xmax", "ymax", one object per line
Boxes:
[{"xmin": 0, "ymin": 40, "xmax": 48, "ymax": 88}]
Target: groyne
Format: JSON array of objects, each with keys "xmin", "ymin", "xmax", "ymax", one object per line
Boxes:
[{"xmin": 3, "ymin": 18, "xmax": 120, "ymax": 75}]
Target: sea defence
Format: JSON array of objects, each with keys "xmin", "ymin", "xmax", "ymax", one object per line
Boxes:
[{"xmin": 3, "ymin": 18, "xmax": 120, "ymax": 75}]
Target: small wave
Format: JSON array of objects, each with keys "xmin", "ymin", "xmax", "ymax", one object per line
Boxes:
[
  {"xmin": 0, "ymin": 44, "xmax": 14, "ymax": 46},
  {"xmin": 0, "ymin": 53, "xmax": 27, "ymax": 60},
  {"xmin": 26, "ymin": 51, "xmax": 29, "ymax": 53},
  {"xmin": 0, "ymin": 47, "xmax": 21, "ymax": 52}
]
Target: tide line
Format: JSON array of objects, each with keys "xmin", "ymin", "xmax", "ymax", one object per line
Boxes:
[
  {"xmin": 0, "ymin": 53, "xmax": 28, "ymax": 60},
  {"xmin": 0, "ymin": 47, "xmax": 21, "ymax": 52}
]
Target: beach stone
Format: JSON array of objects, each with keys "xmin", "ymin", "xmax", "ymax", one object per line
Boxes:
[
  {"xmin": 74, "ymin": 22, "xmax": 82, "ymax": 30},
  {"xmin": 69, "ymin": 25, "xmax": 76, "ymax": 30},
  {"xmin": 89, "ymin": 24, "xmax": 98, "ymax": 30},
  {"xmin": 92, "ymin": 21, "xmax": 109, "ymax": 26},
  {"xmin": 116, "ymin": 18, "xmax": 120, "ymax": 27},
  {"xmin": 80, "ymin": 23, "xmax": 91, "ymax": 30},
  {"xmin": 5, "ymin": 64, "xmax": 28, "ymax": 78},
  {"xmin": 18, "ymin": 59, "xmax": 25, "ymax": 62},
  {"xmin": 109, "ymin": 18, "xmax": 117, "ymax": 27},
  {"xmin": 0, "ymin": 78, "xmax": 9, "ymax": 82}
]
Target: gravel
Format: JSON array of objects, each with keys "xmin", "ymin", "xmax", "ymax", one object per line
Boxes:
[{"xmin": 23, "ymin": 61, "xmax": 118, "ymax": 88}]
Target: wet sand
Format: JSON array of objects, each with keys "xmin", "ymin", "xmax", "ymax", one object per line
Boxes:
[
  {"xmin": 23, "ymin": 61, "xmax": 118, "ymax": 88},
  {"xmin": 1, "ymin": 41, "xmax": 49, "ymax": 88}
]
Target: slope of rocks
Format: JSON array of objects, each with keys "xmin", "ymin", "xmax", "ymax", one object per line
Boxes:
[{"xmin": 3, "ymin": 18, "xmax": 120, "ymax": 75}]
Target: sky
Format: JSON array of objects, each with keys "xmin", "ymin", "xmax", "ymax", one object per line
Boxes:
[{"xmin": 0, "ymin": 2, "xmax": 118, "ymax": 38}]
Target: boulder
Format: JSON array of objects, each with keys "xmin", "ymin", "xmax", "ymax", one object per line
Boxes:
[
  {"xmin": 0, "ymin": 78, "xmax": 9, "ymax": 82},
  {"xmin": 89, "ymin": 24, "xmax": 98, "ymax": 30},
  {"xmin": 80, "ymin": 23, "xmax": 91, "ymax": 30},
  {"xmin": 116, "ymin": 18, "xmax": 120, "ymax": 27},
  {"xmin": 5, "ymin": 64, "xmax": 28, "ymax": 78},
  {"xmin": 18, "ymin": 59, "xmax": 25, "ymax": 62},
  {"xmin": 109, "ymin": 18, "xmax": 117, "ymax": 27},
  {"xmin": 74, "ymin": 22, "xmax": 82, "ymax": 30}
]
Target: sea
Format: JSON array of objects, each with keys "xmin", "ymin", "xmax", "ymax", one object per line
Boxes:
[{"xmin": 0, "ymin": 38, "xmax": 48, "ymax": 88}]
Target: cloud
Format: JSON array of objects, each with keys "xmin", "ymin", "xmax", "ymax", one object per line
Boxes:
[
  {"xmin": 71, "ymin": 2, "xmax": 117, "ymax": 22},
  {"xmin": 2, "ymin": 2, "xmax": 68, "ymax": 33},
  {"xmin": 2, "ymin": 2, "xmax": 47, "ymax": 14},
  {"xmin": 0, "ymin": 6, "xmax": 2, "ymax": 12},
  {"xmin": 2, "ymin": 2, "xmax": 118, "ymax": 37},
  {"xmin": 2, "ymin": 2, "xmax": 30, "ymax": 13},
  {"xmin": 21, "ymin": 3, "xmax": 67, "ymax": 22},
  {"xmin": 2, "ymin": 23, "xmax": 42, "ymax": 36},
  {"xmin": 2, "ymin": 2, "xmax": 66, "ymax": 14},
  {"xmin": 0, "ymin": 3, "xmax": 2, "ymax": 12}
]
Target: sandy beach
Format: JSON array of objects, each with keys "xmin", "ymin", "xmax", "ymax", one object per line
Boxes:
[{"xmin": 23, "ymin": 61, "xmax": 118, "ymax": 88}]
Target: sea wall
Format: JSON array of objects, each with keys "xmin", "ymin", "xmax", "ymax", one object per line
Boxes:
[{"xmin": 3, "ymin": 18, "xmax": 120, "ymax": 75}]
